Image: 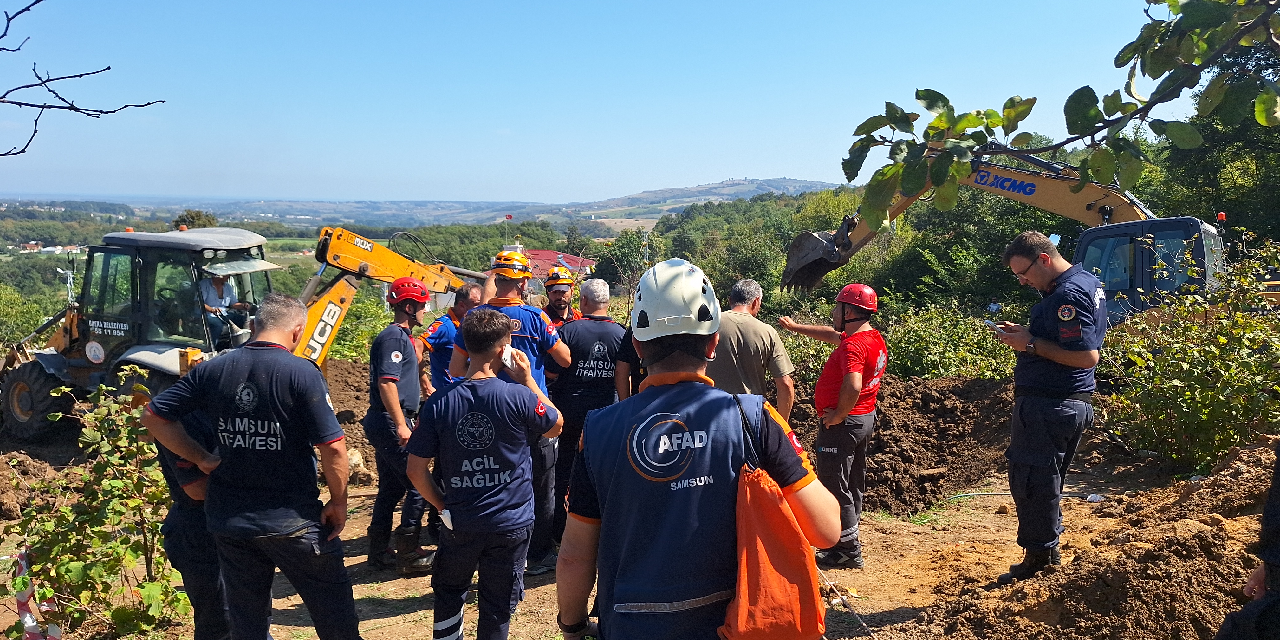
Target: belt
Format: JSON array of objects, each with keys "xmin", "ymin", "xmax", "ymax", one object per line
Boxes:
[
  {"xmin": 613, "ymin": 589, "xmax": 733, "ymax": 613},
  {"xmin": 1014, "ymin": 387, "xmax": 1093, "ymax": 404}
]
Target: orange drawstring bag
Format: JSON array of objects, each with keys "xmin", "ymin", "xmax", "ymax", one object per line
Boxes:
[{"xmin": 719, "ymin": 397, "xmax": 825, "ymax": 640}]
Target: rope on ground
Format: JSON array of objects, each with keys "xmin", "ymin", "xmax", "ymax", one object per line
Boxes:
[
  {"xmin": 817, "ymin": 567, "xmax": 875, "ymax": 638},
  {"xmin": 943, "ymin": 492, "xmax": 1104, "ymax": 501}
]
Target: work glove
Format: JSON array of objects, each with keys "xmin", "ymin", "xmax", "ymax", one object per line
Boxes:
[{"xmin": 559, "ymin": 619, "xmax": 598, "ymax": 640}]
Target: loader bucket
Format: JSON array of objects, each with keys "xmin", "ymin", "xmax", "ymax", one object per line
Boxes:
[{"xmin": 781, "ymin": 230, "xmax": 849, "ymax": 290}]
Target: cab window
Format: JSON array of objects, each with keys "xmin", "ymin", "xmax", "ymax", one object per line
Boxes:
[
  {"xmin": 86, "ymin": 251, "xmax": 134, "ymax": 318},
  {"xmin": 1150, "ymin": 230, "xmax": 1193, "ymax": 292},
  {"xmin": 1080, "ymin": 237, "xmax": 1133, "ymax": 291}
]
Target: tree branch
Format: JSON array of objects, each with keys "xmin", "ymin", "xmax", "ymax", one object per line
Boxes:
[
  {"xmin": 0, "ymin": 107, "xmax": 41, "ymax": 156},
  {"xmin": 986, "ymin": 0, "xmax": 1280, "ymax": 159},
  {"xmin": 0, "ymin": 0, "xmax": 44, "ymax": 45}
]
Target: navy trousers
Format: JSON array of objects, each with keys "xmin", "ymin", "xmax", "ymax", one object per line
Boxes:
[
  {"xmin": 526, "ymin": 437, "xmax": 557, "ymax": 562},
  {"xmin": 1215, "ymin": 590, "xmax": 1280, "ymax": 640},
  {"xmin": 365, "ymin": 412, "xmax": 427, "ymax": 533},
  {"xmin": 551, "ymin": 415, "xmax": 585, "ymax": 543},
  {"xmin": 214, "ymin": 524, "xmax": 361, "ymax": 640},
  {"xmin": 432, "ymin": 525, "xmax": 531, "ymax": 640},
  {"xmin": 1006, "ymin": 396, "xmax": 1092, "ymax": 550},
  {"xmin": 815, "ymin": 411, "xmax": 875, "ymax": 552},
  {"xmin": 163, "ymin": 509, "xmax": 230, "ymax": 640}
]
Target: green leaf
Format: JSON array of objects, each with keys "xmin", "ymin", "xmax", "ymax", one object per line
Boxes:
[
  {"xmin": 1256, "ymin": 87, "xmax": 1280, "ymax": 126},
  {"xmin": 1219, "ymin": 78, "xmax": 1260, "ymax": 124},
  {"xmin": 1149, "ymin": 118, "xmax": 1169, "ymax": 136},
  {"xmin": 929, "ymin": 151, "xmax": 954, "ymax": 190},
  {"xmin": 841, "ymin": 137, "xmax": 874, "ymax": 183},
  {"xmin": 1001, "ymin": 96, "xmax": 1036, "ymax": 136},
  {"xmin": 969, "ymin": 129, "xmax": 989, "ymax": 145},
  {"xmin": 862, "ymin": 163, "xmax": 903, "ymax": 220},
  {"xmin": 983, "ymin": 109, "xmax": 1003, "ymax": 128},
  {"xmin": 1164, "ymin": 121, "xmax": 1204, "ymax": 148},
  {"xmin": 944, "ymin": 139, "xmax": 974, "ymax": 163},
  {"xmin": 951, "ymin": 110, "xmax": 984, "ymax": 133},
  {"xmin": 1176, "ymin": 0, "xmax": 1236, "ymax": 32},
  {"xmin": 1117, "ymin": 146, "xmax": 1146, "ymax": 192},
  {"xmin": 1010, "ymin": 132, "xmax": 1034, "ymax": 148},
  {"xmin": 888, "ymin": 140, "xmax": 910, "ymax": 163},
  {"xmin": 1115, "ymin": 38, "xmax": 1143, "ymax": 68},
  {"xmin": 1151, "ymin": 66, "xmax": 1201, "ymax": 102},
  {"xmin": 854, "ymin": 115, "xmax": 891, "ymax": 136},
  {"xmin": 1064, "ymin": 86, "xmax": 1104, "ymax": 135},
  {"xmin": 901, "ymin": 158, "xmax": 929, "ymax": 197},
  {"xmin": 885, "ymin": 102, "xmax": 915, "ymax": 134},
  {"xmin": 1070, "ymin": 157, "xmax": 1091, "ymax": 194},
  {"xmin": 915, "ymin": 89, "xmax": 951, "ymax": 114},
  {"xmin": 933, "ymin": 174, "xmax": 960, "ymax": 210},
  {"xmin": 1126, "ymin": 64, "xmax": 1148, "ymax": 103},
  {"xmin": 1102, "ymin": 89, "xmax": 1124, "ymax": 117},
  {"xmin": 904, "ymin": 141, "xmax": 928, "ymax": 165},
  {"xmin": 1090, "ymin": 147, "xmax": 1118, "ymax": 185},
  {"xmin": 59, "ymin": 560, "xmax": 86, "ymax": 583}
]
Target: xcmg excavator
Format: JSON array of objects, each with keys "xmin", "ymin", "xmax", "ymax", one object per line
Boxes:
[
  {"xmin": 0, "ymin": 225, "xmax": 486, "ymax": 441},
  {"xmin": 783, "ymin": 147, "xmax": 1232, "ymax": 322}
]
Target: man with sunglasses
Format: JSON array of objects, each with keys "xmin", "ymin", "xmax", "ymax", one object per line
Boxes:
[{"xmin": 994, "ymin": 231, "xmax": 1107, "ymax": 585}]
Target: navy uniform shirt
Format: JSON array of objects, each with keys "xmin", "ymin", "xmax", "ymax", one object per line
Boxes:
[
  {"xmin": 615, "ymin": 326, "xmax": 648, "ymax": 396},
  {"xmin": 148, "ymin": 341, "xmax": 345, "ymax": 537},
  {"xmin": 368, "ymin": 323, "xmax": 420, "ymax": 414},
  {"xmin": 407, "ymin": 377, "xmax": 560, "ymax": 532},
  {"xmin": 1262, "ymin": 442, "xmax": 1280, "ymax": 566},
  {"xmin": 156, "ymin": 412, "xmax": 218, "ymax": 522},
  {"xmin": 1014, "ymin": 264, "xmax": 1107, "ymax": 394},
  {"xmin": 455, "ymin": 297, "xmax": 561, "ymax": 394},
  {"xmin": 423, "ymin": 309, "xmax": 464, "ymax": 391},
  {"xmin": 547, "ymin": 314, "xmax": 624, "ymax": 422}
]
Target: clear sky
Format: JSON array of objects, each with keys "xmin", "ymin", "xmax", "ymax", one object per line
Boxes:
[{"xmin": 0, "ymin": 0, "xmax": 1189, "ymax": 203}]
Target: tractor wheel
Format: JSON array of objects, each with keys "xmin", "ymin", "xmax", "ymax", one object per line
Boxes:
[{"xmin": 1, "ymin": 362, "xmax": 74, "ymax": 442}]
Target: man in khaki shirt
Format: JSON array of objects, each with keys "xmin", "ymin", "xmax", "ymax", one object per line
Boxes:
[{"xmin": 705, "ymin": 279, "xmax": 796, "ymax": 420}]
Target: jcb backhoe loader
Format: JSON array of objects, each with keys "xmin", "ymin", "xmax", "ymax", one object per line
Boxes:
[
  {"xmin": 0, "ymin": 225, "xmax": 484, "ymax": 441},
  {"xmin": 782, "ymin": 147, "xmax": 1238, "ymax": 322}
]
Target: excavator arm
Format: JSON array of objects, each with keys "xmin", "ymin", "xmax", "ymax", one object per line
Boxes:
[
  {"xmin": 294, "ymin": 227, "xmax": 487, "ymax": 365},
  {"xmin": 781, "ymin": 157, "xmax": 1157, "ymax": 290}
]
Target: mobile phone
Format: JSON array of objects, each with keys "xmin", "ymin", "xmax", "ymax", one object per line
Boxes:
[
  {"xmin": 983, "ymin": 320, "xmax": 1005, "ymax": 333},
  {"xmin": 501, "ymin": 344, "xmax": 515, "ymax": 369}
]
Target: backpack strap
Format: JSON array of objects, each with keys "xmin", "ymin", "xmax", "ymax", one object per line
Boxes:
[{"xmin": 733, "ymin": 394, "xmax": 762, "ymax": 472}]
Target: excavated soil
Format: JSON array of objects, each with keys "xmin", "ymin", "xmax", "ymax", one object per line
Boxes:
[
  {"xmin": 324, "ymin": 358, "xmax": 377, "ymax": 486},
  {"xmin": 791, "ymin": 375, "xmax": 1015, "ymax": 516}
]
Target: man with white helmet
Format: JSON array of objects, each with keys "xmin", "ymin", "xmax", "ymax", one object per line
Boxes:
[
  {"xmin": 780, "ymin": 283, "xmax": 888, "ymax": 570},
  {"xmin": 555, "ymin": 259, "xmax": 840, "ymax": 640}
]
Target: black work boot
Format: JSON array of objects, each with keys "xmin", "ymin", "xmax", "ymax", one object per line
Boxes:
[
  {"xmin": 997, "ymin": 547, "xmax": 1061, "ymax": 585},
  {"xmin": 394, "ymin": 526, "xmax": 434, "ymax": 576},
  {"xmin": 366, "ymin": 527, "xmax": 396, "ymax": 570},
  {"xmin": 816, "ymin": 547, "xmax": 864, "ymax": 570}
]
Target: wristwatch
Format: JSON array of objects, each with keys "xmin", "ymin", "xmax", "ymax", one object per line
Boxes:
[
  {"xmin": 1025, "ymin": 337, "xmax": 1038, "ymax": 356},
  {"xmin": 557, "ymin": 614, "xmax": 588, "ymax": 634}
]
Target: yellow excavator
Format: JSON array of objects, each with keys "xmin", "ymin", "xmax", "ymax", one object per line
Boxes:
[
  {"xmin": 0, "ymin": 226, "xmax": 485, "ymax": 441},
  {"xmin": 783, "ymin": 147, "xmax": 1238, "ymax": 322}
]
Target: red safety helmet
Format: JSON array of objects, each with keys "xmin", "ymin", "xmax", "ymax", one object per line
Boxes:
[
  {"xmin": 836, "ymin": 283, "xmax": 878, "ymax": 313},
  {"xmin": 387, "ymin": 277, "xmax": 431, "ymax": 305}
]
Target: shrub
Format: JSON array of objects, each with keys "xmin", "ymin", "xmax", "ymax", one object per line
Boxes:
[
  {"xmin": 1103, "ymin": 236, "xmax": 1280, "ymax": 468},
  {"xmin": 1, "ymin": 370, "xmax": 190, "ymax": 636},
  {"xmin": 327, "ymin": 287, "xmax": 393, "ymax": 362},
  {"xmin": 880, "ymin": 302, "xmax": 1015, "ymax": 380}
]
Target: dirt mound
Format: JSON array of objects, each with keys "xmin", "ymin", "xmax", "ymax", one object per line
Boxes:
[
  {"xmin": 874, "ymin": 439, "xmax": 1277, "ymax": 639},
  {"xmin": 793, "ymin": 375, "xmax": 1015, "ymax": 516},
  {"xmin": 324, "ymin": 359, "xmax": 376, "ymax": 486},
  {"xmin": 0, "ymin": 452, "xmax": 56, "ymax": 520}
]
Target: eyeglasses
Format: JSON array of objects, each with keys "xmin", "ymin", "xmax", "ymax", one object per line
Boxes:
[{"xmin": 1013, "ymin": 257, "xmax": 1038, "ymax": 280}]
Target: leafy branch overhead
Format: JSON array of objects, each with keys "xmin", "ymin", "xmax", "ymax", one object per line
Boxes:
[
  {"xmin": 841, "ymin": 0, "xmax": 1280, "ymax": 232},
  {"xmin": 0, "ymin": 0, "xmax": 162, "ymax": 157}
]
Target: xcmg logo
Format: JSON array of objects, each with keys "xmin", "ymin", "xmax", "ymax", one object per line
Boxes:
[
  {"xmin": 351, "ymin": 237, "xmax": 374, "ymax": 251},
  {"xmin": 974, "ymin": 170, "xmax": 1037, "ymax": 196},
  {"xmin": 303, "ymin": 302, "xmax": 343, "ymax": 360}
]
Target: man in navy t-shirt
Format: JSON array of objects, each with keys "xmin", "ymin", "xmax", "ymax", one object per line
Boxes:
[
  {"xmin": 994, "ymin": 231, "xmax": 1107, "ymax": 585},
  {"xmin": 543, "ymin": 278, "xmax": 623, "ymax": 552},
  {"xmin": 407, "ymin": 308, "xmax": 562, "ymax": 640},
  {"xmin": 421, "ymin": 282, "xmax": 483, "ymax": 396},
  {"xmin": 363, "ymin": 277, "xmax": 434, "ymax": 575},
  {"xmin": 448, "ymin": 250, "xmax": 572, "ymax": 576},
  {"xmin": 143, "ymin": 293, "xmax": 361, "ymax": 640}
]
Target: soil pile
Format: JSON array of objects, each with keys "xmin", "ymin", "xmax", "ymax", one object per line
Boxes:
[
  {"xmin": 876, "ymin": 439, "xmax": 1276, "ymax": 640},
  {"xmin": 324, "ymin": 359, "xmax": 376, "ymax": 486},
  {"xmin": 792, "ymin": 375, "xmax": 1015, "ymax": 516},
  {"xmin": 0, "ymin": 452, "xmax": 55, "ymax": 520}
]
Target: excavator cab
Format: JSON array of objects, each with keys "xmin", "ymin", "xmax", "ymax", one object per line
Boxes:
[{"xmin": 0, "ymin": 227, "xmax": 281, "ymax": 441}]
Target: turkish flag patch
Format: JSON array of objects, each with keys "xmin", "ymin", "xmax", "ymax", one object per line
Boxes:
[
  {"xmin": 788, "ymin": 431, "xmax": 804, "ymax": 454},
  {"xmin": 535, "ymin": 401, "xmax": 547, "ymax": 416}
]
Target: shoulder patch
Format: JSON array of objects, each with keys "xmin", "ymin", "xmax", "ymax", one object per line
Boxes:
[
  {"xmin": 535, "ymin": 400, "xmax": 547, "ymax": 417},
  {"xmin": 1057, "ymin": 304, "xmax": 1077, "ymax": 321},
  {"xmin": 390, "ymin": 350, "xmax": 403, "ymax": 363},
  {"xmin": 428, "ymin": 320, "xmax": 443, "ymax": 334}
]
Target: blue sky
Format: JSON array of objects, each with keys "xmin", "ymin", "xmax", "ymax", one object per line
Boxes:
[{"xmin": 0, "ymin": 0, "xmax": 1189, "ymax": 203}]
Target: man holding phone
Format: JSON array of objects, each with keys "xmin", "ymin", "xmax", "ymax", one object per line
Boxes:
[{"xmin": 994, "ymin": 231, "xmax": 1107, "ymax": 585}]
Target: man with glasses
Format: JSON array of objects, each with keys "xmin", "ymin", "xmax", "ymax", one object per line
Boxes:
[{"xmin": 993, "ymin": 231, "xmax": 1107, "ymax": 585}]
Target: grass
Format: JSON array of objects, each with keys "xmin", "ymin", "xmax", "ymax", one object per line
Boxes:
[{"xmin": 905, "ymin": 496, "xmax": 972, "ymax": 527}]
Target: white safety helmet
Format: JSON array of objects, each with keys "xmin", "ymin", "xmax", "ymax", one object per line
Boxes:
[{"xmin": 631, "ymin": 259, "xmax": 721, "ymax": 342}]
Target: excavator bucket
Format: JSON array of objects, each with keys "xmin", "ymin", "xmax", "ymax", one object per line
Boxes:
[{"xmin": 781, "ymin": 230, "xmax": 849, "ymax": 291}]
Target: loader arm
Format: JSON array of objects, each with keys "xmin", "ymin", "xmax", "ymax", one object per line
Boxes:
[
  {"xmin": 781, "ymin": 159, "xmax": 1157, "ymax": 289},
  {"xmin": 293, "ymin": 227, "xmax": 479, "ymax": 365}
]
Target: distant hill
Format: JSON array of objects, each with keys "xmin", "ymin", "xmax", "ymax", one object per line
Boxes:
[{"xmin": 569, "ymin": 178, "xmax": 843, "ymax": 211}]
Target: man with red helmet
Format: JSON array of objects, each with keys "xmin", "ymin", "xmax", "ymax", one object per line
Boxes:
[
  {"xmin": 543, "ymin": 266, "xmax": 583, "ymax": 329},
  {"xmin": 363, "ymin": 276, "xmax": 435, "ymax": 575},
  {"xmin": 779, "ymin": 282, "xmax": 888, "ymax": 570}
]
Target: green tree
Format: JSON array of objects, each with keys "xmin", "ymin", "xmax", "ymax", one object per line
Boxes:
[
  {"xmin": 0, "ymin": 282, "xmax": 48, "ymax": 344},
  {"xmin": 171, "ymin": 209, "xmax": 218, "ymax": 229},
  {"xmin": 594, "ymin": 228, "xmax": 665, "ymax": 295}
]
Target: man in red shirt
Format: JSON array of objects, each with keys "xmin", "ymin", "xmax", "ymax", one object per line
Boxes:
[{"xmin": 780, "ymin": 283, "xmax": 887, "ymax": 570}]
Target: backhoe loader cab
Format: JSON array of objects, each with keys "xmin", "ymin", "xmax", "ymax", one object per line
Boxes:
[
  {"xmin": 0, "ymin": 227, "xmax": 281, "ymax": 441},
  {"xmin": 1075, "ymin": 217, "xmax": 1223, "ymax": 323}
]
